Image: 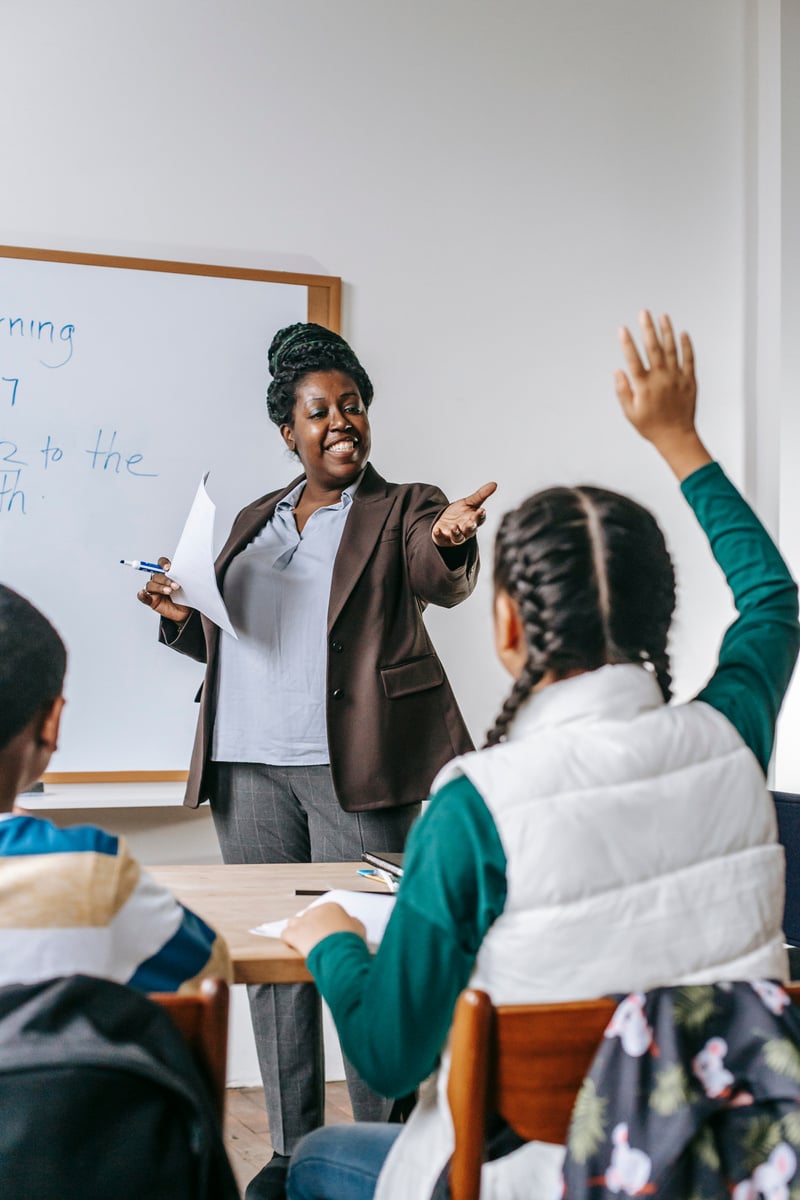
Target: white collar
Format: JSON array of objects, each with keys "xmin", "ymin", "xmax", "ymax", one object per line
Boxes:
[
  {"xmin": 276, "ymin": 468, "xmax": 367, "ymax": 514},
  {"xmin": 507, "ymin": 663, "xmax": 665, "ymax": 741}
]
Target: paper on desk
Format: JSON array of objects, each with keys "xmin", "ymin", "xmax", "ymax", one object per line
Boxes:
[
  {"xmin": 168, "ymin": 473, "xmax": 237, "ymax": 638},
  {"xmin": 251, "ymin": 889, "xmax": 396, "ymax": 950}
]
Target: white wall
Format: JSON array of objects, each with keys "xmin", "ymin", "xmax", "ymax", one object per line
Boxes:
[
  {"xmin": 776, "ymin": 0, "xmax": 800, "ymax": 789},
  {"xmin": 1, "ymin": 1, "xmax": 793, "ymax": 769}
]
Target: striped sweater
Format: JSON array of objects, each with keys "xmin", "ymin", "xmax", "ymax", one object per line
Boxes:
[{"xmin": 0, "ymin": 814, "xmax": 231, "ymax": 993}]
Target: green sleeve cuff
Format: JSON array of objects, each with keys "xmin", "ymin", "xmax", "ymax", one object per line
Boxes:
[{"xmin": 679, "ymin": 458, "xmax": 724, "ymax": 499}]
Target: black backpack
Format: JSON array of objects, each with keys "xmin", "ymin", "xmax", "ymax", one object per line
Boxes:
[{"xmin": 0, "ymin": 974, "xmax": 240, "ymax": 1199}]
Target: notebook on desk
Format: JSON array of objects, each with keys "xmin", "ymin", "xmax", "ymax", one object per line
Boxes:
[{"xmin": 361, "ymin": 851, "xmax": 404, "ymax": 879}]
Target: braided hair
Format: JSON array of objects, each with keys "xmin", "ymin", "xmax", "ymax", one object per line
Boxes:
[
  {"xmin": 266, "ymin": 323, "xmax": 374, "ymax": 427},
  {"xmin": 0, "ymin": 584, "xmax": 66, "ymax": 751},
  {"xmin": 484, "ymin": 486, "xmax": 676, "ymax": 747}
]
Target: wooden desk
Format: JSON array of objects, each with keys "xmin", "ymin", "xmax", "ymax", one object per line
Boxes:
[{"xmin": 150, "ymin": 862, "xmax": 387, "ymax": 984}]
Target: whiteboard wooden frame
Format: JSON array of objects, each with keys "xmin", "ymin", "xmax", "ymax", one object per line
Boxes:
[
  {"xmin": 0, "ymin": 245, "xmax": 341, "ymax": 786},
  {"xmin": 0, "ymin": 245, "xmax": 341, "ymax": 335}
]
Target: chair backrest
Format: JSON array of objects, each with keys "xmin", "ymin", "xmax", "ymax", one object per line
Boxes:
[
  {"xmin": 149, "ymin": 977, "xmax": 229, "ymax": 1122},
  {"xmin": 448, "ymin": 989, "xmax": 615, "ymax": 1200},
  {"xmin": 447, "ymin": 984, "xmax": 800, "ymax": 1200},
  {"xmin": 773, "ymin": 791, "xmax": 800, "ymax": 945}
]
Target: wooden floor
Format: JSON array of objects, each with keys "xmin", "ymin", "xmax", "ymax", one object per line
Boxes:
[{"xmin": 224, "ymin": 1083, "xmax": 353, "ymax": 1194}]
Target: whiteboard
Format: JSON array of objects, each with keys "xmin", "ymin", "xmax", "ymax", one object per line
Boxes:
[{"xmin": 0, "ymin": 247, "xmax": 340, "ymax": 777}]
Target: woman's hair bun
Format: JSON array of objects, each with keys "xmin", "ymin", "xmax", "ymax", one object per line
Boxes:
[
  {"xmin": 268, "ymin": 323, "xmax": 350, "ymax": 377},
  {"xmin": 266, "ymin": 322, "xmax": 374, "ymax": 427}
]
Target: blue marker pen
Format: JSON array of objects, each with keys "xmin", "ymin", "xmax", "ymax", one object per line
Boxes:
[{"xmin": 119, "ymin": 559, "xmax": 165, "ymax": 573}]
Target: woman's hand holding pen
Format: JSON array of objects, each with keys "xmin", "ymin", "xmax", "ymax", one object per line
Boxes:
[
  {"xmin": 432, "ymin": 481, "xmax": 497, "ymax": 548},
  {"xmin": 136, "ymin": 556, "xmax": 192, "ymax": 624},
  {"xmin": 281, "ymin": 903, "xmax": 367, "ymax": 959}
]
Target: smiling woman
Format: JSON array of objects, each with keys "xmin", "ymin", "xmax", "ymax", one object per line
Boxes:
[
  {"xmin": 136, "ymin": 321, "xmax": 495, "ymax": 1200},
  {"xmin": 281, "ymin": 370, "xmax": 373, "ymax": 529}
]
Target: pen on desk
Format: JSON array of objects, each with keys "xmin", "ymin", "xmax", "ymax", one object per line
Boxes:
[
  {"xmin": 120, "ymin": 559, "xmax": 165, "ymax": 573},
  {"xmin": 293, "ymin": 888, "xmax": 386, "ymax": 896}
]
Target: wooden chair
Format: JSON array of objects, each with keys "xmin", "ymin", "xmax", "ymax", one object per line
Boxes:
[
  {"xmin": 149, "ymin": 977, "xmax": 229, "ymax": 1122},
  {"xmin": 448, "ymin": 984, "xmax": 800, "ymax": 1200},
  {"xmin": 448, "ymin": 989, "xmax": 615, "ymax": 1200}
]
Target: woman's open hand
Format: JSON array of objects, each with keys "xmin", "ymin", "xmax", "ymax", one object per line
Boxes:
[
  {"xmin": 136, "ymin": 557, "xmax": 192, "ymax": 624},
  {"xmin": 615, "ymin": 311, "xmax": 711, "ymax": 481},
  {"xmin": 432, "ymin": 481, "xmax": 497, "ymax": 547},
  {"xmin": 281, "ymin": 902, "xmax": 367, "ymax": 959}
]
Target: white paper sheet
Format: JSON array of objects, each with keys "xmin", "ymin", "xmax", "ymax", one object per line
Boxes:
[
  {"xmin": 168, "ymin": 473, "xmax": 237, "ymax": 638},
  {"xmin": 251, "ymin": 889, "xmax": 396, "ymax": 950}
]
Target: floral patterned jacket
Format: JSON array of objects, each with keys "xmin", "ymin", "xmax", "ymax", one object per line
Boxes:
[{"xmin": 561, "ymin": 981, "xmax": 800, "ymax": 1199}]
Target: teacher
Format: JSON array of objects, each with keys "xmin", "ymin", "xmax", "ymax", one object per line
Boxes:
[{"xmin": 139, "ymin": 322, "xmax": 495, "ymax": 1200}]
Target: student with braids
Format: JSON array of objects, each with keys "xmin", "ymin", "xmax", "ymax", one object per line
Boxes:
[
  {"xmin": 138, "ymin": 322, "xmax": 495, "ymax": 1199},
  {"xmin": 281, "ymin": 312, "xmax": 800, "ymax": 1200}
]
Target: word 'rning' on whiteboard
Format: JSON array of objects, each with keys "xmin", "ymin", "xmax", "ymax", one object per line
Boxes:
[{"xmin": 0, "ymin": 315, "xmax": 75, "ymax": 368}]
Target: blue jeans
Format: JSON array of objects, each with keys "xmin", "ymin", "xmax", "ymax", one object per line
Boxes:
[{"xmin": 286, "ymin": 1123, "xmax": 403, "ymax": 1200}]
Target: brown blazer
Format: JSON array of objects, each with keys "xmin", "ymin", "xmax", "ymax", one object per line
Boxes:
[{"xmin": 162, "ymin": 464, "xmax": 479, "ymax": 812}]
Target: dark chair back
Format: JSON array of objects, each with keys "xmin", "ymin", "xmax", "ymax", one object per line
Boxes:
[{"xmin": 773, "ymin": 791, "xmax": 800, "ymax": 946}]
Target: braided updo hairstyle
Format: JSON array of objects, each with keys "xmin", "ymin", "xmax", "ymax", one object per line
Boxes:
[
  {"xmin": 266, "ymin": 322, "xmax": 374, "ymax": 427},
  {"xmin": 485, "ymin": 486, "xmax": 676, "ymax": 747}
]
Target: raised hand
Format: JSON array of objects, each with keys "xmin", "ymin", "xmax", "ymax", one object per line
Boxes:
[
  {"xmin": 432, "ymin": 481, "xmax": 497, "ymax": 548},
  {"xmin": 137, "ymin": 556, "xmax": 192, "ymax": 624},
  {"xmin": 615, "ymin": 311, "xmax": 711, "ymax": 481}
]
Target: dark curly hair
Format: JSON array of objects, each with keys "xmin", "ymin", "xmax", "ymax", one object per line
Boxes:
[
  {"xmin": 266, "ymin": 322, "xmax": 374, "ymax": 427},
  {"xmin": 485, "ymin": 486, "xmax": 676, "ymax": 747},
  {"xmin": 0, "ymin": 584, "xmax": 67, "ymax": 751}
]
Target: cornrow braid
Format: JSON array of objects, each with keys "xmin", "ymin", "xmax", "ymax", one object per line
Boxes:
[
  {"xmin": 585, "ymin": 484, "xmax": 676, "ymax": 703},
  {"xmin": 266, "ymin": 322, "xmax": 374, "ymax": 427},
  {"xmin": 485, "ymin": 661, "xmax": 542, "ymax": 748},
  {"xmin": 650, "ymin": 646, "xmax": 673, "ymax": 705},
  {"xmin": 484, "ymin": 531, "xmax": 550, "ymax": 746},
  {"xmin": 484, "ymin": 485, "xmax": 676, "ymax": 746}
]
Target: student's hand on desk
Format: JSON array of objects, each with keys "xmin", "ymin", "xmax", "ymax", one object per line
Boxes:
[
  {"xmin": 281, "ymin": 903, "xmax": 367, "ymax": 958},
  {"xmin": 137, "ymin": 556, "xmax": 192, "ymax": 625},
  {"xmin": 432, "ymin": 481, "xmax": 497, "ymax": 548}
]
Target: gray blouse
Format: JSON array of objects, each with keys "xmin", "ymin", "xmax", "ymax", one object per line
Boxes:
[{"xmin": 211, "ymin": 473, "xmax": 363, "ymax": 766}]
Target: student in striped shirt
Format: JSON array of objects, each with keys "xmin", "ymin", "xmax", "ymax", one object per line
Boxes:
[{"xmin": 0, "ymin": 584, "xmax": 231, "ymax": 993}]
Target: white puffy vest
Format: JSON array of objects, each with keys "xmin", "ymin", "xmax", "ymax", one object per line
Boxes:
[{"xmin": 376, "ymin": 664, "xmax": 787, "ymax": 1200}]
